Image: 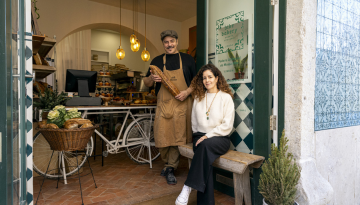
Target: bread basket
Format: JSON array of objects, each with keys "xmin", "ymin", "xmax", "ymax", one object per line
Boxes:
[{"xmin": 38, "ymin": 125, "xmax": 99, "ymax": 151}]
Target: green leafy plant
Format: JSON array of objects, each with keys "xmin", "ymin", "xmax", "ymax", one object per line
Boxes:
[
  {"xmin": 227, "ymin": 48, "xmax": 248, "ymax": 73},
  {"xmin": 47, "ymin": 106, "xmax": 82, "ymax": 128},
  {"xmin": 259, "ymin": 130, "xmax": 301, "ymax": 205},
  {"xmin": 33, "ymin": 87, "xmax": 69, "ymax": 111}
]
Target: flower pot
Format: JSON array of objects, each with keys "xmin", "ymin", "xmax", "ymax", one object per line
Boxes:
[
  {"xmin": 235, "ymin": 72, "xmax": 240, "ymax": 79},
  {"xmin": 263, "ymin": 199, "xmax": 299, "ymax": 205},
  {"xmin": 240, "ymin": 72, "xmax": 245, "ymax": 79}
]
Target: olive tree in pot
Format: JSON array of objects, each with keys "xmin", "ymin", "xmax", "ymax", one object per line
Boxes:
[{"xmin": 259, "ymin": 130, "xmax": 301, "ymax": 205}]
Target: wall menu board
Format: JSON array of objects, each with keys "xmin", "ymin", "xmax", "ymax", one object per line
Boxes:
[{"xmin": 215, "ymin": 11, "xmax": 252, "ymax": 84}]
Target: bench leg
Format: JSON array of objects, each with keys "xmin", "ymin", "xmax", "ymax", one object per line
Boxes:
[
  {"xmin": 188, "ymin": 158, "xmax": 192, "ymax": 169},
  {"xmin": 233, "ymin": 167, "xmax": 251, "ymax": 205}
]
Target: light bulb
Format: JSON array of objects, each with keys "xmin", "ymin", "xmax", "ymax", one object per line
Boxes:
[
  {"xmin": 116, "ymin": 47, "xmax": 125, "ymax": 60},
  {"xmin": 130, "ymin": 34, "xmax": 136, "ymax": 44},
  {"xmin": 141, "ymin": 48, "xmax": 150, "ymax": 62},
  {"xmin": 131, "ymin": 39, "xmax": 140, "ymax": 52}
]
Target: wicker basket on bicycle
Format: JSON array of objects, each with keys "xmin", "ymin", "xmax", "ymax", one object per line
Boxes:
[{"xmin": 38, "ymin": 125, "xmax": 99, "ymax": 151}]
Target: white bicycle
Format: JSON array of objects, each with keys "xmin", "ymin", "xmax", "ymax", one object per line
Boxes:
[{"xmin": 33, "ymin": 106, "xmax": 160, "ymax": 180}]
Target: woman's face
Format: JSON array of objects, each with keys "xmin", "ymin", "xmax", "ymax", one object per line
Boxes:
[{"xmin": 203, "ymin": 70, "xmax": 218, "ymax": 92}]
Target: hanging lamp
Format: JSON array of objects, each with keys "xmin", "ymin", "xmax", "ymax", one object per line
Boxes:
[
  {"xmin": 116, "ymin": 0, "xmax": 125, "ymax": 60},
  {"xmin": 130, "ymin": 0, "xmax": 137, "ymax": 44},
  {"xmin": 141, "ymin": 0, "xmax": 150, "ymax": 61}
]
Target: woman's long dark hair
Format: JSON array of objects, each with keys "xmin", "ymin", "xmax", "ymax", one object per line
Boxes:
[{"xmin": 190, "ymin": 64, "xmax": 234, "ymax": 101}]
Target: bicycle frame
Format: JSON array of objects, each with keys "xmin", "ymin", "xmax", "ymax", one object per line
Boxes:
[{"xmin": 76, "ymin": 106, "xmax": 156, "ymax": 167}]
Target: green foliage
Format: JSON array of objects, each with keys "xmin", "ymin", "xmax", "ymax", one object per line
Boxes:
[
  {"xmin": 227, "ymin": 48, "xmax": 248, "ymax": 73},
  {"xmin": 259, "ymin": 130, "xmax": 301, "ymax": 205},
  {"xmin": 47, "ymin": 106, "xmax": 82, "ymax": 128},
  {"xmin": 33, "ymin": 87, "xmax": 68, "ymax": 111}
]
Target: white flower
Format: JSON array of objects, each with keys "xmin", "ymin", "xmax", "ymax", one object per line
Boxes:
[
  {"xmin": 68, "ymin": 108, "xmax": 78, "ymax": 113},
  {"xmin": 48, "ymin": 110, "xmax": 60, "ymax": 120},
  {"xmin": 53, "ymin": 105, "xmax": 65, "ymax": 110}
]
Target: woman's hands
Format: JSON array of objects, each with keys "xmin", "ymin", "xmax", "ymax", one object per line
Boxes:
[{"xmin": 195, "ymin": 136, "xmax": 208, "ymax": 146}]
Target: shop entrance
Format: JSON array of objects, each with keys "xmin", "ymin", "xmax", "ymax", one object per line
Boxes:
[{"xmin": 197, "ymin": 0, "xmax": 286, "ymax": 204}]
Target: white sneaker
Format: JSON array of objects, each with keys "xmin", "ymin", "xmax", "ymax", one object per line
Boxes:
[{"xmin": 175, "ymin": 185, "xmax": 192, "ymax": 205}]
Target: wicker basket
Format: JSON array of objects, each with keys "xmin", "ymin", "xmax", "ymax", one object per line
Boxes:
[{"xmin": 38, "ymin": 125, "xmax": 99, "ymax": 151}]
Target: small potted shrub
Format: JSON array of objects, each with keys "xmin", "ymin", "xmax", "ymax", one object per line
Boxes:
[{"xmin": 259, "ymin": 130, "xmax": 301, "ymax": 205}]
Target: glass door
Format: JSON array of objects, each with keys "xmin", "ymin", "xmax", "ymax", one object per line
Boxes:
[
  {"xmin": 205, "ymin": 0, "xmax": 273, "ymax": 204},
  {"xmin": 0, "ymin": 0, "xmax": 28, "ymax": 204}
]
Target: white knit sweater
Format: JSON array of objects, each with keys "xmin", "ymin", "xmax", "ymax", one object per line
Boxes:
[{"xmin": 191, "ymin": 90, "xmax": 235, "ymax": 138}]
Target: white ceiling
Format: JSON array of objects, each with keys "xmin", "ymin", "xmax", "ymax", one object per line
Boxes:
[{"xmin": 88, "ymin": 0, "xmax": 197, "ymax": 22}]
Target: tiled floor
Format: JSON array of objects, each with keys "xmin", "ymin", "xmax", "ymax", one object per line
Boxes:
[{"xmin": 33, "ymin": 145, "xmax": 235, "ymax": 205}]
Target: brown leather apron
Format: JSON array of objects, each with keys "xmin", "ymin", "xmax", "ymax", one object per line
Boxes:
[{"xmin": 154, "ymin": 54, "xmax": 193, "ymax": 148}]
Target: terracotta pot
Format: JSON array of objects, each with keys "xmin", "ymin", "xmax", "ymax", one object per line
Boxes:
[
  {"xmin": 240, "ymin": 72, "xmax": 245, "ymax": 79},
  {"xmin": 235, "ymin": 72, "xmax": 240, "ymax": 79}
]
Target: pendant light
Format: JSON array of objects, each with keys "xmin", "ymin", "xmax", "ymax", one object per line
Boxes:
[
  {"xmin": 116, "ymin": 0, "xmax": 125, "ymax": 60},
  {"xmin": 141, "ymin": 0, "xmax": 150, "ymax": 61},
  {"xmin": 130, "ymin": 0, "xmax": 137, "ymax": 44}
]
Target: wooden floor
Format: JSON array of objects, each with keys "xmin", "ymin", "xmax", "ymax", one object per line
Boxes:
[{"xmin": 33, "ymin": 143, "xmax": 235, "ymax": 205}]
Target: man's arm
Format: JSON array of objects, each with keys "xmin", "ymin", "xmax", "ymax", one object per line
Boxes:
[{"xmin": 143, "ymin": 70, "xmax": 162, "ymax": 87}]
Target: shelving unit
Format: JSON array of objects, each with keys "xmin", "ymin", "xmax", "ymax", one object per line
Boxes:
[{"xmin": 91, "ymin": 49, "xmax": 110, "ymax": 65}]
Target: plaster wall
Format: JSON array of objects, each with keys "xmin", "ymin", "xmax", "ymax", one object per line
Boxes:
[
  {"xmin": 91, "ymin": 30, "xmax": 153, "ymax": 74},
  {"xmin": 315, "ymin": 127, "xmax": 360, "ymax": 204},
  {"xmin": 180, "ymin": 16, "xmax": 197, "ymax": 50},
  {"xmin": 36, "ymin": 0, "xmax": 186, "ymax": 55},
  {"xmin": 285, "ymin": 0, "xmax": 333, "ymax": 204}
]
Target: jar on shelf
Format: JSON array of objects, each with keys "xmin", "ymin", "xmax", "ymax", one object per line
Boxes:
[
  {"xmin": 95, "ymin": 90, "xmax": 100, "ymax": 97},
  {"xmin": 99, "ymin": 71, "xmax": 104, "ymax": 75},
  {"xmin": 101, "ymin": 91, "xmax": 105, "ymax": 96},
  {"xmin": 106, "ymin": 70, "xmax": 110, "ymax": 75},
  {"xmin": 105, "ymin": 81, "xmax": 110, "ymax": 86},
  {"xmin": 98, "ymin": 81, "xmax": 103, "ymax": 86},
  {"xmin": 110, "ymin": 90, "xmax": 114, "ymax": 97}
]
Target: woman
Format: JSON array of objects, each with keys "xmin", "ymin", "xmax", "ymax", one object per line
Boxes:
[{"xmin": 175, "ymin": 64, "xmax": 235, "ymax": 205}]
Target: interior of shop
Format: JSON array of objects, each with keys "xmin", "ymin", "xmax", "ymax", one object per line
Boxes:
[{"xmin": 31, "ymin": 0, "xmax": 236, "ymax": 204}]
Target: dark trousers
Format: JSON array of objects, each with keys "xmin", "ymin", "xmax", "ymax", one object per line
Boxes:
[{"xmin": 184, "ymin": 132, "xmax": 230, "ymax": 205}]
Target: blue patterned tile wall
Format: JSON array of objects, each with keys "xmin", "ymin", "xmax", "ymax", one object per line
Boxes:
[{"xmin": 315, "ymin": 0, "xmax": 360, "ymax": 131}]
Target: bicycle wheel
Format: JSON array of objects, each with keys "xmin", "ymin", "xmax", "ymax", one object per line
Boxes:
[
  {"xmin": 33, "ymin": 131, "xmax": 94, "ymax": 178},
  {"xmin": 124, "ymin": 118, "xmax": 160, "ymax": 164}
]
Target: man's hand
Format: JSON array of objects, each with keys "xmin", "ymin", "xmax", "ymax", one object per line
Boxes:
[
  {"xmin": 175, "ymin": 90, "xmax": 189, "ymax": 101},
  {"xmin": 150, "ymin": 70, "xmax": 162, "ymax": 83},
  {"xmin": 195, "ymin": 136, "xmax": 208, "ymax": 146}
]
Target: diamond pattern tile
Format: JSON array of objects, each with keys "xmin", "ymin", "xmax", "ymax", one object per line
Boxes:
[{"xmin": 315, "ymin": 0, "xmax": 360, "ymax": 130}]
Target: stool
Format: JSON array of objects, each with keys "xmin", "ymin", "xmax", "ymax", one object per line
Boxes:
[{"xmin": 35, "ymin": 150, "xmax": 97, "ymax": 205}]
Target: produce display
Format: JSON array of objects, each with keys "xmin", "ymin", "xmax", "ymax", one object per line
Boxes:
[
  {"xmin": 39, "ymin": 105, "xmax": 93, "ymax": 129},
  {"xmin": 149, "ymin": 65, "xmax": 180, "ymax": 96}
]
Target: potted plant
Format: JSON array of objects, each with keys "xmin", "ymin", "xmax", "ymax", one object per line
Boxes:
[
  {"xmin": 227, "ymin": 48, "xmax": 248, "ymax": 79},
  {"xmin": 258, "ymin": 130, "xmax": 301, "ymax": 205},
  {"xmin": 33, "ymin": 87, "xmax": 68, "ymax": 120}
]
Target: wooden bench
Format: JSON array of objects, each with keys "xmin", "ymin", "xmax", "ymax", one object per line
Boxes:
[{"xmin": 179, "ymin": 143, "xmax": 265, "ymax": 205}]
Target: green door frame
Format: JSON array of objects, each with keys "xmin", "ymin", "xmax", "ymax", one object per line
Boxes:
[
  {"xmin": 196, "ymin": 0, "xmax": 287, "ymax": 204},
  {"xmin": 0, "ymin": 0, "xmax": 14, "ymax": 204}
]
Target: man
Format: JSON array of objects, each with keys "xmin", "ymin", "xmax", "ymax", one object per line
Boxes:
[{"xmin": 143, "ymin": 30, "xmax": 196, "ymax": 185}]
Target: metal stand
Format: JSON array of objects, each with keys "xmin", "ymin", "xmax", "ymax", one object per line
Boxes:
[{"xmin": 35, "ymin": 150, "xmax": 97, "ymax": 205}]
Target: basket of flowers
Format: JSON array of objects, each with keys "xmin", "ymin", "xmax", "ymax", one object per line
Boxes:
[{"xmin": 38, "ymin": 105, "xmax": 98, "ymax": 151}]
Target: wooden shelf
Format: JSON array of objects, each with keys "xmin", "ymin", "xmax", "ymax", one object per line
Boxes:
[
  {"xmin": 98, "ymin": 75, "xmax": 111, "ymax": 77},
  {"xmin": 91, "ymin": 60, "xmax": 109, "ymax": 64},
  {"xmin": 33, "ymin": 64, "xmax": 56, "ymax": 79},
  {"xmin": 96, "ymin": 85, "xmax": 114, "ymax": 88}
]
